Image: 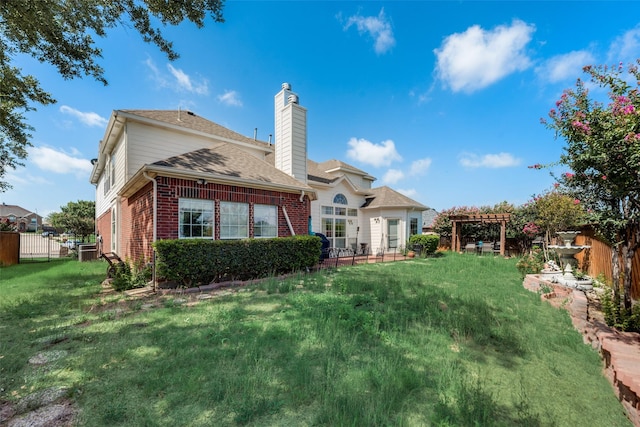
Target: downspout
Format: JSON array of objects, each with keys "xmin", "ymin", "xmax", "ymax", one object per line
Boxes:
[
  {"xmin": 282, "ymin": 205, "xmax": 295, "ymax": 236},
  {"xmin": 143, "ymin": 172, "xmax": 158, "ymax": 290}
]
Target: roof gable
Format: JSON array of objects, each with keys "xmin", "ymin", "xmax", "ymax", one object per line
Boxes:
[{"xmin": 361, "ymin": 186, "xmax": 428, "ymax": 210}]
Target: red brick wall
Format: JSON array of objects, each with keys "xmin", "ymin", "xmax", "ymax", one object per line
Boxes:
[
  {"xmin": 96, "ymin": 209, "xmax": 111, "ymax": 256},
  {"xmin": 122, "ymin": 176, "xmax": 310, "ymax": 260},
  {"xmin": 125, "ymin": 183, "xmax": 154, "ymax": 263}
]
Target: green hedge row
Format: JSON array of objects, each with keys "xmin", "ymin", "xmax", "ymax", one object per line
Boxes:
[
  {"xmin": 408, "ymin": 234, "xmax": 440, "ymax": 255},
  {"xmin": 153, "ymin": 235, "xmax": 322, "ymax": 287}
]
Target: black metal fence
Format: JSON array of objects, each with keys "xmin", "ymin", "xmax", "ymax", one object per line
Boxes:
[{"xmin": 17, "ymin": 233, "xmax": 96, "ymax": 263}]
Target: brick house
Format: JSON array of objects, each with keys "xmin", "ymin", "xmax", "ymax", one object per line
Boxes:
[
  {"xmin": 0, "ymin": 203, "xmax": 42, "ymax": 232},
  {"xmin": 89, "ymin": 83, "xmax": 427, "ymax": 264}
]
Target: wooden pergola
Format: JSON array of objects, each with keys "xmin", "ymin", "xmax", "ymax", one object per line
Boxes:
[{"xmin": 450, "ymin": 213, "xmax": 512, "ymax": 256}]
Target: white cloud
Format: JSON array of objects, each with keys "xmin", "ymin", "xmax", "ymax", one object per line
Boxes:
[
  {"xmin": 536, "ymin": 50, "xmax": 595, "ymax": 83},
  {"xmin": 346, "ymin": 138, "xmax": 402, "ymax": 167},
  {"xmin": 434, "ymin": 20, "xmax": 535, "ymax": 93},
  {"xmin": 608, "ymin": 26, "xmax": 640, "ymax": 64},
  {"xmin": 144, "ymin": 57, "xmax": 208, "ymax": 95},
  {"xmin": 459, "ymin": 152, "xmax": 521, "ymax": 168},
  {"xmin": 29, "ymin": 146, "xmax": 93, "ymax": 177},
  {"xmin": 167, "ymin": 64, "xmax": 209, "ymax": 95},
  {"xmin": 410, "ymin": 158, "xmax": 432, "ymax": 176},
  {"xmin": 217, "ymin": 90, "xmax": 243, "ymax": 107},
  {"xmin": 343, "ymin": 8, "xmax": 395, "ymax": 55},
  {"xmin": 59, "ymin": 106, "xmax": 107, "ymax": 127},
  {"xmin": 382, "ymin": 169, "xmax": 404, "ymax": 184}
]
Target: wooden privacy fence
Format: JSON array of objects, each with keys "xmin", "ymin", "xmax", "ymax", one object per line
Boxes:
[
  {"xmin": 0, "ymin": 232, "xmax": 20, "ymax": 266},
  {"xmin": 574, "ymin": 228, "xmax": 640, "ymax": 300}
]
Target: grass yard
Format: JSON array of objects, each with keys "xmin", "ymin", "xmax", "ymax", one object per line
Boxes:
[{"xmin": 0, "ymin": 254, "xmax": 632, "ymax": 426}]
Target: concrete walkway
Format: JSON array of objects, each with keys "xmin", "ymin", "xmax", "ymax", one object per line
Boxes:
[{"xmin": 524, "ymin": 275, "xmax": 640, "ymax": 426}]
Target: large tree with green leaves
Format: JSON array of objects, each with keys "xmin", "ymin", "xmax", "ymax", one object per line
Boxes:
[
  {"xmin": 48, "ymin": 200, "xmax": 95, "ymax": 241},
  {"xmin": 542, "ymin": 60, "xmax": 640, "ymax": 311},
  {"xmin": 0, "ymin": 0, "xmax": 225, "ymax": 191}
]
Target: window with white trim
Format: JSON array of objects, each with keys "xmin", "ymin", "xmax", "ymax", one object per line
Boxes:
[
  {"xmin": 254, "ymin": 204, "xmax": 277, "ymax": 238},
  {"xmin": 410, "ymin": 217, "xmax": 418, "ymax": 236},
  {"xmin": 110, "ymin": 154, "xmax": 116, "ymax": 186},
  {"xmin": 220, "ymin": 201, "xmax": 248, "ymax": 239},
  {"xmin": 179, "ymin": 199, "xmax": 214, "ymax": 239}
]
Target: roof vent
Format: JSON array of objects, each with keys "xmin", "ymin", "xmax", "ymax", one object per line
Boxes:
[
  {"xmin": 288, "ymin": 94, "xmax": 298, "ymax": 104},
  {"xmin": 282, "ymin": 82, "xmax": 291, "ymax": 90}
]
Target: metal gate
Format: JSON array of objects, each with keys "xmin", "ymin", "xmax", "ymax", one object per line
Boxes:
[{"xmin": 18, "ymin": 233, "xmax": 71, "ymax": 263}]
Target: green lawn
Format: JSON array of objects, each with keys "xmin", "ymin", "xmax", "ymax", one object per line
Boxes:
[{"xmin": 0, "ymin": 254, "xmax": 631, "ymax": 426}]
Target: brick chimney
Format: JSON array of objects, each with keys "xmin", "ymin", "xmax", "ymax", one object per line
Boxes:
[{"xmin": 274, "ymin": 83, "xmax": 307, "ymax": 184}]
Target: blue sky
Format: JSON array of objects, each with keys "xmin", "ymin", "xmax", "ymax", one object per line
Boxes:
[{"xmin": 4, "ymin": 1, "xmax": 640, "ymax": 218}]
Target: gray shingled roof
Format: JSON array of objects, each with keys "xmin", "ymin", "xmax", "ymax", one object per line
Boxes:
[
  {"xmin": 151, "ymin": 144, "xmax": 313, "ymax": 191},
  {"xmin": 121, "ymin": 110, "xmax": 270, "ymax": 148},
  {"xmin": 361, "ymin": 186, "xmax": 428, "ymax": 210}
]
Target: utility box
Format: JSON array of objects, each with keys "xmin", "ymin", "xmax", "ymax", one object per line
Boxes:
[{"xmin": 78, "ymin": 243, "xmax": 97, "ymax": 262}]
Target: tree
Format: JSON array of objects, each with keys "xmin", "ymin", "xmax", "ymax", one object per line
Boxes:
[
  {"xmin": 0, "ymin": 0, "xmax": 225, "ymax": 191},
  {"xmin": 49, "ymin": 200, "xmax": 95, "ymax": 242},
  {"xmin": 542, "ymin": 60, "xmax": 640, "ymax": 311}
]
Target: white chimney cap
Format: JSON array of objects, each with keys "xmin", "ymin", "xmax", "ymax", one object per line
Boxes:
[
  {"xmin": 288, "ymin": 94, "xmax": 298, "ymax": 104},
  {"xmin": 282, "ymin": 82, "xmax": 291, "ymax": 90}
]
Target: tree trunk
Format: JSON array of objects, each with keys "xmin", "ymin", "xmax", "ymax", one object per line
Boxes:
[
  {"xmin": 612, "ymin": 244, "xmax": 621, "ymax": 309},
  {"xmin": 621, "ymin": 242, "xmax": 633, "ymax": 311}
]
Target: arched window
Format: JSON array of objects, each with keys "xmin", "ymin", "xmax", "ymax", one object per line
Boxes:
[{"xmin": 333, "ymin": 193, "xmax": 348, "ymax": 205}]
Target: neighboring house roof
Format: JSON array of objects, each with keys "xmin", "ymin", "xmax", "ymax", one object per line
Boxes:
[
  {"xmin": 145, "ymin": 144, "xmax": 315, "ymax": 195},
  {"xmin": 422, "ymin": 208, "xmax": 439, "ymax": 228},
  {"xmin": 361, "ymin": 186, "xmax": 429, "ymax": 210},
  {"xmin": 0, "ymin": 204, "xmax": 36, "ymax": 218},
  {"xmin": 120, "ymin": 110, "xmax": 270, "ymax": 149}
]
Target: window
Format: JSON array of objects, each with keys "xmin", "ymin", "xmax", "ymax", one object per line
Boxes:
[
  {"xmin": 254, "ymin": 204, "xmax": 277, "ymax": 238},
  {"xmin": 103, "ymin": 164, "xmax": 111, "ymax": 195},
  {"xmin": 322, "ymin": 206, "xmax": 333, "ymax": 215},
  {"xmin": 410, "ymin": 218, "xmax": 418, "ymax": 236},
  {"xmin": 179, "ymin": 199, "xmax": 214, "ymax": 239},
  {"xmin": 322, "ymin": 218, "xmax": 333, "ymax": 239},
  {"xmin": 8, "ymin": 215, "xmax": 15, "ymax": 223},
  {"xmin": 348, "ymin": 208, "xmax": 358, "ymax": 217},
  {"xmin": 335, "ymin": 218, "xmax": 346, "ymax": 248},
  {"xmin": 111, "ymin": 207, "xmax": 117, "ymax": 251},
  {"xmin": 335, "ymin": 207, "xmax": 346, "ymax": 216},
  {"xmin": 333, "ymin": 193, "xmax": 348, "ymax": 205},
  {"xmin": 220, "ymin": 201, "xmax": 248, "ymax": 239},
  {"xmin": 110, "ymin": 154, "xmax": 116, "ymax": 186}
]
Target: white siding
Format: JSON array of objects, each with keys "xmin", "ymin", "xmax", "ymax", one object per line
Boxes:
[
  {"xmin": 95, "ymin": 132, "xmax": 126, "ymax": 217},
  {"xmin": 127, "ymin": 122, "xmax": 216, "ymax": 181}
]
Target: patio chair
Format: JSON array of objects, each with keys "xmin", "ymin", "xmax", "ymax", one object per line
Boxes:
[
  {"xmin": 481, "ymin": 242, "xmax": 494, "ymax": 256},
  {"xmin": 464, "ymin": 243, "xmax": 476, "ymax": 254}
]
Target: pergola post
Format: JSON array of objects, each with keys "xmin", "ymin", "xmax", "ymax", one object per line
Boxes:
[
  {"xmin": 451, "ymin": 220, "xmax": 459, "ymax": 252},
  {"xmin": 500, "ymin": 219, "xmax": 506, "ymax": 256}
]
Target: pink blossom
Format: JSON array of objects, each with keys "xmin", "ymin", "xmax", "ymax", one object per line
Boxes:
[
  {"xmin": 574, "ymin": 199, "xmax": 580, "ymax": 204},
  {"xmin": 553, "ymin": 182, "xmax": 560, "ymax": 188},
  {"xmin": 564, "ymin": 172, "xmax": 574, "ymax": 179},
  {"xmin": 602, "ymin": 175, "xmax": 607, "ymax": 180}
]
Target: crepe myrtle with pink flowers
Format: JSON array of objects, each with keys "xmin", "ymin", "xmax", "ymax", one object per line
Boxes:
[{"xmin": 539, "ymin": 60, "xmax": 640, "ymax": 312}]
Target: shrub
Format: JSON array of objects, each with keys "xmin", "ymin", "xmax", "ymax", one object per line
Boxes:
[
  {"xmin": 110, "ymin": 258, "xmax": 151, "ymax": 292},
  {"xmin": 408, "ymin": 234, "xmax": 440, "ymax": 256},
  {"xmin": 515, "ymin": 247, "xmax": 545, "ymax": 278},
  {"xmin": 153, "ymin": 235, "xmax": 321, "ymax": 287},
  {"xmin": 600, "ymin": 286, "xmax": 640, "ymax": 332}
]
